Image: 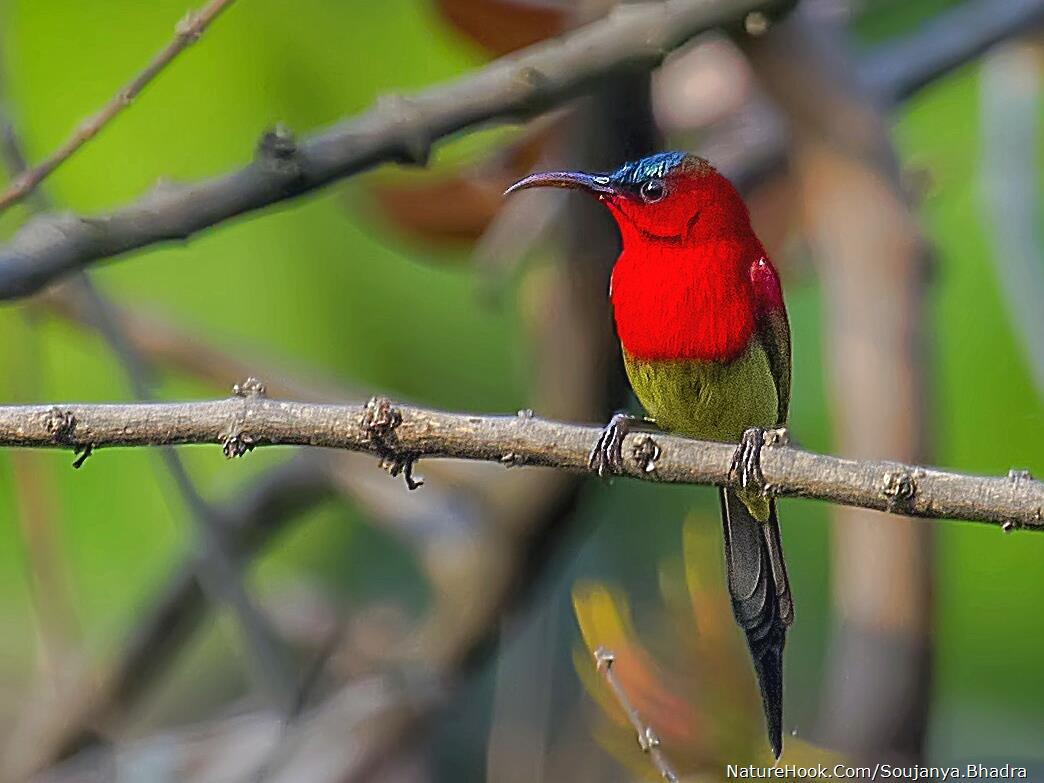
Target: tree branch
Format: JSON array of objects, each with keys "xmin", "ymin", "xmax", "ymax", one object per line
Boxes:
[
  {"xmin": 860, "ymin": 0, "xmax": 1044, "ymax": 104},
  {"xmin": 0, "ymin": 0, "xmax": 781, "ymax": 300},
  {"xmin": 0, "ymin": 0, "xmax": 1032, "ymax": 302},
  {"xmin": 0, "ymin": 0, "xmax": 237, "ymax": 213},
  {"xmin": 0, "ymin": 394, "xmax": 1038, "ymax": 530},
  {"xmin": 709, "ymin": 0, "xmax": 1044, "ymax": 189},
  {"xmin": 594, "ymin": 648, "xmax": 679, "ymax": 783},
  {"xmin": 978, "ymin": 40, "xmax": 1044, "ymax": 397}
]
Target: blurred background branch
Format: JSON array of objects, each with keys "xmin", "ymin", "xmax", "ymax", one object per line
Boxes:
[
  {"xmin": 978, "ymin": 39, "xmax": 1044, "ymax": 397},
  {"xmin": 0, "ymin": 0, "xmax": 783, "ymax": 300}
]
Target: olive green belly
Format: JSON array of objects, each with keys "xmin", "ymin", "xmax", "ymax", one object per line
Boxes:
[{"xmin": 623, "ymin": 341, "xmax": 779, "ymax": 443}]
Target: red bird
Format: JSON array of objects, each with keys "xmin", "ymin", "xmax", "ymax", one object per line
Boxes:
[{"xmin": 507, "ymin": 152, "xmax": 793, "ymax": 758}]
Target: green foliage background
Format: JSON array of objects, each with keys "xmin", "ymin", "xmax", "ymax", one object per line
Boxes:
[{"xmin": 0, "ymin": 0, "xmax": 1040, "ymax": 766}]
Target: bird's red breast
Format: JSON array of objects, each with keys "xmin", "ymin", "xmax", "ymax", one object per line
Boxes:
[
  {"xmin": 595, "ymin": 158, "xmax": 780, "ymax": 365},
  {"xmin": 609, "ymin": 237, "xmax": 761, "ymax": 364}
]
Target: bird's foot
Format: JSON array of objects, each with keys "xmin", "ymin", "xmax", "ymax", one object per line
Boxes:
[
  {"xmin": 730, "ymin": 427, "xmax": 764, "ymax": 492},
  {"xmin": 730, "ymin": 426, "xmax": 790, "ymax": 493},
  {"xmin": 588, "ymin": 412, "xmax": 658, "ymax": 478},
  {"xmin": 589, "ymin": 412, "xmax": 633, "ymax": 478},
  {"xmin": 728, "ymin": 428, "xmax": 774, "ymax": 494}
]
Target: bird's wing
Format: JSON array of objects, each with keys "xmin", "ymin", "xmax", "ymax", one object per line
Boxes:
[{"xmin": 749, "ymin": 256, "xmax": 791, "ymax": 425}]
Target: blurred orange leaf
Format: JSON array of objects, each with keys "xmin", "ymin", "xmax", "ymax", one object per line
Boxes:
[
  {"xmin": 573, "ymin": 582, "xmax": 705, "ymax": 752},
  {"xmin": 366, "ymin": 122, "xmax": 554, "ymax": 248},
  {"xmin": 435, "ymin": 0, "xmax": 568, "ymax": 55},
  {"xmin": 571, "ymin": 519, "xmax": 846, "ymax": 777}
]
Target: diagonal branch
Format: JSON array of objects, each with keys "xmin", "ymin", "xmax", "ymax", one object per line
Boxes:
[
  {"xmin": 860, "ymin": 0, "xmax": 1044, "ymax": 104},
  {"xmin": 0, "ymin": 0, "xmax": 782, "ymax": 300},
  {"xmin": 594, "ymin": 648, "xmax": 679, "ymax": 783},
  {"xmin": 0, "ymin": 0, "xmax": 237, "ymax": 213},
  {"xmin": 0, "ymin": 395, "xmax": 1039, "ymax": 529}
]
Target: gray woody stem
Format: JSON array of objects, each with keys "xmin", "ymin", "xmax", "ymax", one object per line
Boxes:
[
  {"xmin": 595, "ymin": 648, "xmax": 680, "ymax": 783},
  {"xmin": 1, "ymin": 394, "xmax": 1040, "ymax": 530},
  {"xmin": 0, "ymin": 0, "xmax": 780, "ymax": 300}
]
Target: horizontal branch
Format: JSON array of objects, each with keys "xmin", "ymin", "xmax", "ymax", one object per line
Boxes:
[
  {"xmin": 0, "ymin": 393, "xmax": 1039, "ymax": 530},
  {"xmin": 0, "ymin": 0, "xmax": 777, "ymax": 300}
]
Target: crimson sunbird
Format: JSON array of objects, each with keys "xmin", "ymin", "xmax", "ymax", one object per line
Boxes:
[{"xmin": 507, "ymin": 152, "xmax": 794, "ymax": 758}]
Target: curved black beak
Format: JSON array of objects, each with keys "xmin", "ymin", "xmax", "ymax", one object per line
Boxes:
[{"xmin": 504, "ymin": 170, "xmax": 614, "ymax": 197}]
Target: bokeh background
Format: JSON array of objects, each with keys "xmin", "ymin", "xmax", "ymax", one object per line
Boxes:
[{"xmin": 0, "ymin": 0, "xmax": 1041, "ymax": 780}]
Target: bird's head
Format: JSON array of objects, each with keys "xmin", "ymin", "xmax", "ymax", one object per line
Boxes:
[{"xmin": 505, "ymin": 151, "xmax": 751, "ymax": 247}]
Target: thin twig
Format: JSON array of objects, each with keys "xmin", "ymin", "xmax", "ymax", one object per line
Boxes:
[
  {"xmin": 594, "ymin": 648, "xmax": 680, "ymax": 783},
  {"xmin": 0, "ymin": 0, "xmax": 782, "ymax": 299},
  {"xmin": 0, "ymin": 395, "xmax": 1039, "ymax": 529},
  {"xmin": 0, "ymin": 0, "xmax": 237, "ymax": 213}
]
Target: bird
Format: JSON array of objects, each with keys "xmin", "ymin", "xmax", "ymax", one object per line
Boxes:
[{"xmin": 506, "ymin": 151, "xmax": 794, "ymax": 759}]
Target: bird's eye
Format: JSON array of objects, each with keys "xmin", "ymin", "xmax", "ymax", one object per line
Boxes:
[{"xmin": 640, "ymin": 179, "xmax": 666, "ymax": 203}]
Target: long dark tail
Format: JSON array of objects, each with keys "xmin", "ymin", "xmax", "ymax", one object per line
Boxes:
[{"xmin": 719, "ymin": 488, "xmax": 794, "ymax": 758}]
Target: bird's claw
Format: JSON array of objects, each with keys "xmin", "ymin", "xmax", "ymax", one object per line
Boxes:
[
  {"xmin": 730, "ymin": 427, "xmax": 767, "ymax": 492},
  {"xmin": 588, "ymin": 412, "xmax": 634, "ymax": 478}
]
